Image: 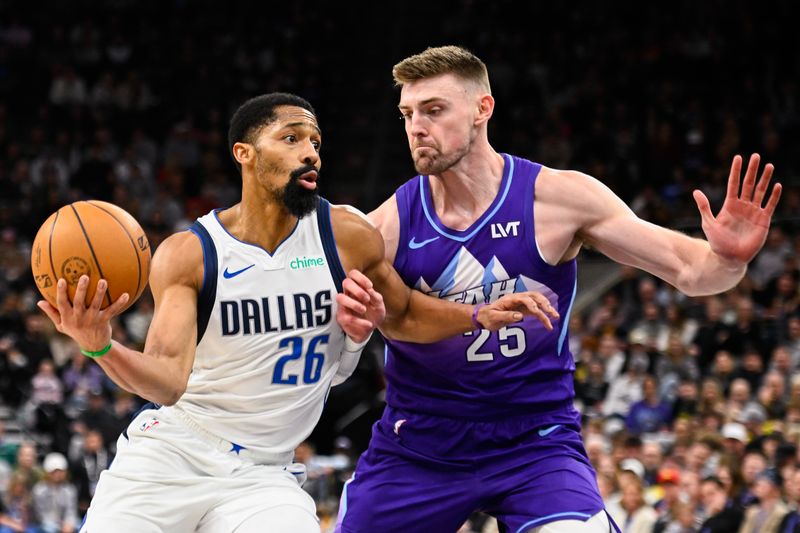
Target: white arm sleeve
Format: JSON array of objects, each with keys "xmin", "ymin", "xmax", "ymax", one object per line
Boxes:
[{"xmin": 332, "ymin": 334, "xmax": 371, "ymax": 386}]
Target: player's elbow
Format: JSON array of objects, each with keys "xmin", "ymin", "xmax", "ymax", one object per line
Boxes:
[{"xmin": 151, "ymin": 384, "xmax": 186, "ymax": 406}]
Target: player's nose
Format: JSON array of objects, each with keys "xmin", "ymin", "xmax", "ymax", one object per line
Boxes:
[{"xmin": 300, "ymin": 140, "xmax": 319, "ymax": 166}]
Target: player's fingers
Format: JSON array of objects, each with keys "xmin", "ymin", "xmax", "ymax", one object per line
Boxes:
[
  {"xmin": 725, "ymin": 154, "xmax": 742, "ymax": 200},
  {"xmin": 529, "ymin": 292, "xmax": 559, "ymax": 319},
  {"xmin": 739, "ymin": 153, "xmax": 760, "ymax": 201},
  {"xmin": 36, "ymin": 301, "xmax": 62, "ymax": 328},
  {"xmin": 764, "ymin": 183, "xmax": 783, "ymax": 218},
  {"xmin": 55, "ymin": 278, "xmax": 71, "ymax": 316},
  {"xmin": 487, "ymin": 310, "xmax": 524, "ymax": 330},
  {"xmin": 346, "ymin": 269, "xmax": 374, "ymax": 291},
  {"xmin": 367, "ymin": 288, "xmax": 384, "ymax": 305},
  {"xmin": 89, "ymin": 279, "xmax": 107, "ymax": 311},
  {"xmin": 335, "ymin": 293, "xmax": 367, "ymax": 315},
  {"xmin": 73, "ymin": 275, "xmax": 90, "ymax": 313},
  {"xmin": 102, "ymin": 292, "xmax": 130, "ymax": 319},
  {"xmin": 342, "ymin": 277, "xmax": 371, "ymax": 304},
  {"xmin": 529, "ymin": 307, "xmax": 553, "ymax": 331},
  {"xmin": 692, "ymin": 190, "xmax": 715, "ymax": 223},
  {"xmin": 752, "ymin": 163, "xmax": 774, "ymax": 207}
]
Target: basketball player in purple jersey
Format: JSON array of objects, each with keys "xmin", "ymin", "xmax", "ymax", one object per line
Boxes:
[{"xmin": 335, "ymin": 46, "xmax": 782, "ymax": 532}]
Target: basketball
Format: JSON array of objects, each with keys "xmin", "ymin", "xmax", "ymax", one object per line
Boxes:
[{"xmin": 30, "ymin": 200, "xmax": 151, "ymax": 313}]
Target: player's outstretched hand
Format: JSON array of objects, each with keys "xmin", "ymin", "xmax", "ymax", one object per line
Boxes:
[
  {"xmin": 36, "ymin": 275, "xmax": 129, "ymax": 352},
  {"xmin": 336, "ymin": 269, "xmax": 386, "ymax": 343},
  {"xmin": 693, "ymin": 153, "xmax": 782, "ymax": 264},
  {"xmin": 477, "ymin": 291, "xmax": 560, "ymax": 331}
]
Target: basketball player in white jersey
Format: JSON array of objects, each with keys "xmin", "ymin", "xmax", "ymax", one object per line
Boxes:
[{"xmin": 36, "ymin": 92, "xmax": 556, "ymax": 533}]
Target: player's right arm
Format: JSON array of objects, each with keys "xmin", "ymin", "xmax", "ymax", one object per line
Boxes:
[{"xmin": 37, "ymin": 231, "xmax": 201, "ymax": 406}]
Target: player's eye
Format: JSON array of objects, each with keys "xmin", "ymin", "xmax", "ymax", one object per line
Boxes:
[
  {"xmin": 399, "ymin": 111, "xmax": 411, "ymax": 121},
  {"xmin": 284, "ymin": 134, "xmax": 297, "ymax": 143}
]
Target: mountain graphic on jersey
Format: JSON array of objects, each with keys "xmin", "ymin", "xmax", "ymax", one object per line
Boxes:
[{"xmin": 414, "ymin": 246, "xmax": 558, "ymax": 308}]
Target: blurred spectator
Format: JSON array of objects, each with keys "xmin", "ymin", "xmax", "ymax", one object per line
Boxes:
[
  {"xmin": 740, "ymin": 451, "xmax": 769, "ymax": 508},
  {"xmin": 68, "ymin": 429, "xmax": 109, "ymax": 516},
  {"xmin": 10, "ymin": 444, "xmax": 41, "ymax": 494},
  {"xmin": 626, "ymin": 375, "xmax": 673, "ymax": 436},
  {"xmin": 739, "ymin": 468, "xmax": 789, "ymax": 533},
  {"xmin": 77, "ymin": 391, "xmax": 118, "ymax": 452},
  {"xmin": 61, "ymin": 348, "xmax": 105, "ymax": 416},
  {"xmin": 698, "ymin": 475, "xmax": 743, "ymax": 533},
  {"xmin": 603, "ymin": 352, "xmax": 648, "ymax": 419},
  {"xmin": 31, "ymin": 452, "xmax": 78, "ymax": 533},
  {"xmin": 607, "ymin": 474, "xmax": 657, "ymax": 533},
  {"xmin": 0, "ymin": 472, "xmax": 34, "ymax": 533}
]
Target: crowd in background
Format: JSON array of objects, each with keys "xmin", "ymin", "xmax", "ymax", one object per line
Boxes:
[{"xmin": 1, "ymin": 1, "xmax": 799, "ymax": 531}]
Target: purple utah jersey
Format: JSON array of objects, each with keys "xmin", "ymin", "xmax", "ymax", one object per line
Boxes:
[{"xmin": 386, "ymin": 153, "xmax": 578, "ymax": 420}]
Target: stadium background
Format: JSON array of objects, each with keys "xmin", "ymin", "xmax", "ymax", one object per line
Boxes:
[{"xmin": 0, "ymin": 1, "xmax": 799, "ymax": 531}]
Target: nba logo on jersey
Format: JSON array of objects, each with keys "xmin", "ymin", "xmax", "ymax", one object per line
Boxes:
[{"xmin": 139, "ymin": 417, "xmax": 160, "ymax": 432}]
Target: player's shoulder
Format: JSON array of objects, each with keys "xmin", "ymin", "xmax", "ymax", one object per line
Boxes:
[
  {"xmin": 329, "ymin": 204, "xmax": 384, "ymax": 266},
  {"xmin": 150, "ymin": 229, "xmax": 204, "ymax": 286},
  {"xmin": 535, "ymin": 166, "xmax": 605, "ymax": 202}
]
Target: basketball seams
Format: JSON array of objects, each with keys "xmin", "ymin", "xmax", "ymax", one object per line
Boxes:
[
  {"xmin": 69, "ymin": 203, "xmax": 112, "ymax": 307},
  {"xmin": 85, "ymin": 200, "xmax": 144, "ymax": 302},
  {"xmin": 46, "ymin": 210, "xmax": 60, "ymax": 305}
]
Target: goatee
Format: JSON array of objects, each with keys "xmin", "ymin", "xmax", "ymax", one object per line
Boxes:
[{"xmin": 279, "ymin": 164, "xmax": 320, "ymax": 218}]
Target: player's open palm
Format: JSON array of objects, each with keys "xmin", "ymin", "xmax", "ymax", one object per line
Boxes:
[
  {"xmin": 336, "ymin": 270, "xmax": 386, "ymax": 343},
  {"xmin": 693, "ymin": 154, "xmax": 782, "ymax": 264}
]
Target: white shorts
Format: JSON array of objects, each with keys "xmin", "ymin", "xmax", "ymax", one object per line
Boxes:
[{"xmin": 79, "ymin": 406, "xmax": 319, "ymax": 533}]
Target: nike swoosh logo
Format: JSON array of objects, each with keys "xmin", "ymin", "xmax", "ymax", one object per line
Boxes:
[
  {"xmin": 223, "ymin": 264, "xmax": 255, "ymax": 279},
  {"xmin": 537, "ymin": 424, "xmax": 562, "ymax": 437},
  {"xmin": 408, "ymin": 236, "xmax": 440, "ymax": 249}
]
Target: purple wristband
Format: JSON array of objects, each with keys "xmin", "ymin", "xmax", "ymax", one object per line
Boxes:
[{"xmin": 471, "ymin": 303, "xmax": 486, "ymax": 330}]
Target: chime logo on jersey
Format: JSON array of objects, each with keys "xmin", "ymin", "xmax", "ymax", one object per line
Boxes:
[
  {"xmin": 290, "ymin": 256, "xmax": 326, "ymax": 270},
  {"xmin": 219, "ymin": 289, "xmax": 333, "ymax": 335}
]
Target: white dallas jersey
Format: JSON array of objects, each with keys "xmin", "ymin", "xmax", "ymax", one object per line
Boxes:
[{"xmin": 167, "ymin": 199, "xmax": 347, "ymax": 457}]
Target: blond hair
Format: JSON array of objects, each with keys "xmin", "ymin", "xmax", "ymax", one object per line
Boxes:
[{"xmin": 392, "ymin": 45, "xmax": 491, "ymax": 93}]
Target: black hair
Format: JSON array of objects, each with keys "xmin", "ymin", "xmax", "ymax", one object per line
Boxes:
[
  {"xmin": 227, "ymin": 92, "xmax": 316, "ymax": 174},
  {"xmin": 701, "ymin": 475, "xmax": 725, "ymax": 489}
]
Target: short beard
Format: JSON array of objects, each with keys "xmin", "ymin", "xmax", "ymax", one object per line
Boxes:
[
  {"xmin": 278, "ymin": 164, "xmax": 320, "ymax": 218},
  {"xmin": 412, "ymin": 143, "xmax": 470, "ymax": 175}
]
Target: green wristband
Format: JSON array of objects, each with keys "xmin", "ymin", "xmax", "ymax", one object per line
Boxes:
[{"xmin": 80, "ymin": 342, "xmax": 113, "ymax": 359}]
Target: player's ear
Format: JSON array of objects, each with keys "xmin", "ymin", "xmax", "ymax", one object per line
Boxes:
[
  {"xmin": 475, "ymin": 93, "xmax": 494, "ymax": 126},
  {"xmin": 232, "ymin": 142, "xmax": 254, "ymax": 168}
]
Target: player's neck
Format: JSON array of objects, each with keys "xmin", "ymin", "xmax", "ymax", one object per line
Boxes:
[
  {"xmin": 428, "ymin": 147, "xmax": 504, "ymax": 230},
  {"xmin": 223, "ymin": 195, "xmax": 299, "ymax": 254}
]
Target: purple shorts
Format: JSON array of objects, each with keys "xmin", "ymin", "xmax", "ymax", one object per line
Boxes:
[{"xmin": 336, "ymin": 405, "xmax": 605, "ymax": 533}]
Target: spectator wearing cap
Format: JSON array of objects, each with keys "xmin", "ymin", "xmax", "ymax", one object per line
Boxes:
[
  {"xmin": 740, "ymin": 403, "xmax": 769, "ymax": 440},
  {"xmin": 739, "ymin": 468, "xmax": 790, "ymax": 533},
  {"xmin": 699, "ymin": 475, "xmax": 744, "ymax": 533},
  {"xmin": 721, "ymin": 422, "xmax": 750, "ymax": 457},
  {"xmin": 652, "ymin": 467, "xmax": 681, "ymax": 533},
  {"xmin": 31, "ymin": 452, "xmax": 78, "ymax": 533}
]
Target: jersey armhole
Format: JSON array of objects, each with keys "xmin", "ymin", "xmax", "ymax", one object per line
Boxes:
[
  {"xmin": 392, "ymin": 182, "xmax": 413, "ymax": 273},
  {"xmin": 525, "ymin": 165, "xmax": 556, "ymax": 268},
  {"xmin": 316, "ymin": 198, "xmax": 346, "ymax": 293},
  {"xmin": 187, "ymin": 222, "xmax": 218, "ymax": 344}
]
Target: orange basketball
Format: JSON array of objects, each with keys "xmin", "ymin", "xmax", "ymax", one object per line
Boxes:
[{"xmin": 31, "ymin": 200, "xmax": 151, "ymax": 313}]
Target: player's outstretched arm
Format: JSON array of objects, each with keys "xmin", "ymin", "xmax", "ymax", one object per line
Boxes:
[
  {"xmin": 546, "ymin": 154, "xmax": 781, "ymax": 297},
  {"xmin": 37, "ymin": 231, "xmax": 201, "ymax": 405},
  {"xmin": 331, "ymin": 206, "xmax": 558, "ymax": 343}
]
